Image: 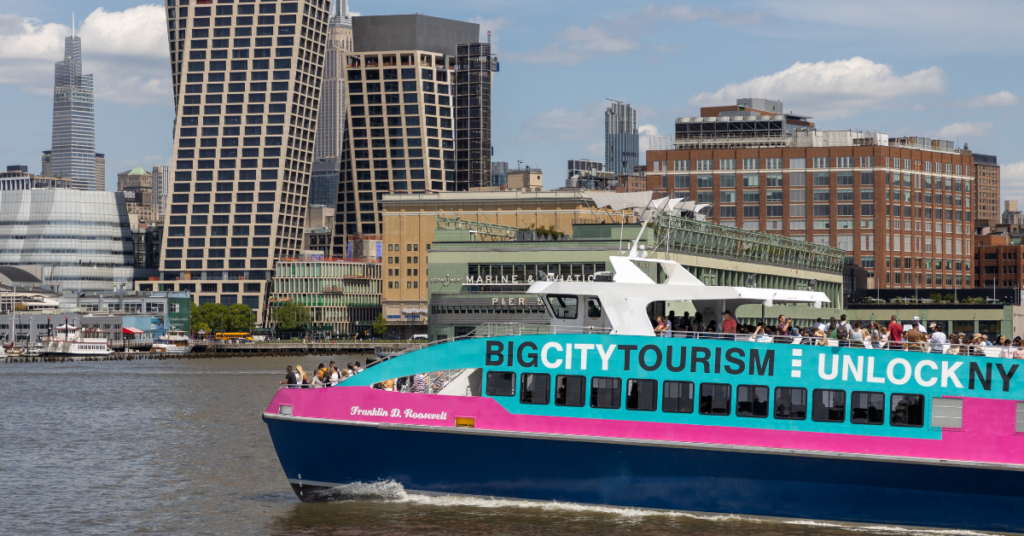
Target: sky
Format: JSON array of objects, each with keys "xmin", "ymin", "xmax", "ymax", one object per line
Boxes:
[{"xmin": 1, "ymin": 0, "xmax": 1023, "ymax": 201}]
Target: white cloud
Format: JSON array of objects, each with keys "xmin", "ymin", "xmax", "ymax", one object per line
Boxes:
[
  {"xmin": 0, "ymin": 6, "xmax": 170, "ymax": 105},
  {"xmin": 522, "ymin": 102, "xmax": 605, "ymax": 140},
  {"xmin": 688, "ymin": 57, "xmax": 945, "ymax": 119},
  {"xmin": 469, "ymin": 16, "xmax": 511, "ymax": 49},
  {"xmin": 1001, "ymin": 161, "xmax": 1024, "ymax": 207},
  {"xmin": 966, "ymin": 91, "xmax": 1018, "ymax": 108},
  {"xmin": 507, "ymin": 23, "xmax": 640, "ymax": 65},
  {"xmin": 638, "ymin": 124, "xmax": 660, "ymax": 160},
  {"xmin": 640, "ymin": 5, "xmax": 764, "ymax": 24},
  {"xmin": 935, "ymin": 122, "xmax": 993, "ymax": 139},
  {"xmin": 507, "ymin": 4, "xmax": 764, "ymax": 66}
]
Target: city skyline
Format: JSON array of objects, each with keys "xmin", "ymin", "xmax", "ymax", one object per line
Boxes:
[{"xmin": 0, "ymin": 1, "xmax": 1023, "ymax": 201}]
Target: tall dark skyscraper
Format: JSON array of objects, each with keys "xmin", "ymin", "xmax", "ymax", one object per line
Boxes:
[
  {"xmin": 48, "ymin": 27, "xmax": 100, "ymax": 190},
  {"xmin": 454, "ymin": 42, "xmax": 497, "ymax": 190}
]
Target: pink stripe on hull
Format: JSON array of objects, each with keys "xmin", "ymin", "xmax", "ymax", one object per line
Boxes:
[{"xmin": 268, "ymin": 388, "xmax": 1024, "ymax": 467}]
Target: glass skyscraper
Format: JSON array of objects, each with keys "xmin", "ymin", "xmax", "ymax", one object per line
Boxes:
[
  {"xmin": 605, "ymin": 101, "xmax": 639, "ymax": 178},
  {"xmin": 49, "ymin": 33, "xmax": 99, "ymax": 191}
]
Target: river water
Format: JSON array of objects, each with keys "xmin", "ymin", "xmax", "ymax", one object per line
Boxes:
[{"xmin": 0, "ymin": 356, "xmax": 994, "ymax": 535}]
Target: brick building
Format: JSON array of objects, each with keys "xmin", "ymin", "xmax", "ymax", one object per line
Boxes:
[
  {"xmin": 646, "ymin": 98, "xmax": 977, "ymax": 290},
  {"xmin": 973, "ymin": 152, "xmax": 1000, "ymax": 229},
  {"xmin": 974, "ymin": 234, "xmax": 1024, "ymax": 288}
]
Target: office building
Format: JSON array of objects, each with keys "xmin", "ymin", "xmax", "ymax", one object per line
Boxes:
[
  {"xmin": 973, "ymin": 152, "xmax": 1000, "ymax": 229},
  {"xmin": 0, "ymin": 166, "xmax": 72, "ymax": 190},
  {"xmin": 150, "ymin": 0, "xmax": 330, "ymax": 324},
  {"xmin": 0, "ymin": 188, "xmax": 141, "ymax": 291},
  {"xmin": 118, "ymin": 167, "xmax": 158, "ymax": 222},
  {"xmin": 46, "ymin": 29, "xmax": 101, "ymax": 191},
  {"xmin": 303, "ymin": 204, "xmax": 336, "ymax": 254},
  {"xmin": 605, "ymin": 101, "xmax": 639, "ymax": 177},
  {"xmin": 313, "ymin": 0, "xmax": 353, "ymax": 161},
  {"xmin": 270, "ymin": 258, "xmax": 381, "ymax": 336},
  {"xmin": 455, "ymin": 42, "xmax": 498, "ymax": 190},
  {"xmin": 153, "ymin": 165, "xmax": 169, "ymax": 219},
  {"xmin": 567, "ymin": 159, "xmax": 604, "ymax": 182},
  {"xmin": 95, "ymin": 153, "xmax": 105, "ymax": 190},
  {"xmin": 646, "ymin": 98, "xmax": 976, "ymax": 291},
  {"xmin": 310, "ymin": 158, "xmax": 341, "ymax": 206},
  {"xmin": 491, "ymin": 161, "xmax": 508, "ymax": 187},
  {"xmin": 332, "ymin": 15, "xmax": 478, "ymax": 254},
  {"xmin": 1003, "ymin": 200, "xmax": 1024, "ymax": 226},
  {"xmin": 380, "ymin": 190, "xmax": 627, "ymax": 335},
  {"xmin": 565, "ymin": 159, "xmax": 615, "ymax": 189}
]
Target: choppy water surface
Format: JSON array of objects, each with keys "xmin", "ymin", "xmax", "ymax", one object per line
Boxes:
[{"xmin": 0, "ymin": 357, "xmax": 999, "ymax": 535}]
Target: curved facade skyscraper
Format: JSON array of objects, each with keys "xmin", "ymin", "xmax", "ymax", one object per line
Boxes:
[
  {"xmin": 49, "ymin": 32, "xmax": 99, "ymax": 191},
  {"xmin": 0, "ymin": 189, "xmax": 136, "ymax": 291}
]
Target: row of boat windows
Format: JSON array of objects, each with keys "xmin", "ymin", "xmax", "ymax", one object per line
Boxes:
[{"xmin": 485, "ymin": 372, "xmax": 926, "ymax": 427}]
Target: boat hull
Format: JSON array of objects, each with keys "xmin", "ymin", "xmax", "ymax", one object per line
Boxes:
[{"xmin": 264, "ymin": 415, "xmax": 1024, "ymax": 533}]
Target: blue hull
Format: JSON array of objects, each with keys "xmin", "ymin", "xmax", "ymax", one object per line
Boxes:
[{"xmin": 264, "ymin": 416, "xmax": 1024, "ymax": 533}]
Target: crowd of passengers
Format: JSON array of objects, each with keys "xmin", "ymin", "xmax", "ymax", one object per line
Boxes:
[
  {"xmin": 651, "ymin": 310, "xmax": 1024, "ymax": 357},
  {"xmin": 278, "ymin": 362, "xmax": 455, "ymax": 393},
  {"xmin": 278, "ymin": 361, "xmax": 364, "ymax": 387}
]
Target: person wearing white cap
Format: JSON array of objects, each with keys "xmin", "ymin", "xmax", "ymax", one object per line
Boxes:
[{"xmin": 913, "ymin": 316, "xmax": 926, "ymax": 332}]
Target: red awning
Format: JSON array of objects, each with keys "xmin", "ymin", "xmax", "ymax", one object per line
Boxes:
[{"xmin": 122, "ymin": 327, "xmax": 144, "ymax": 334}]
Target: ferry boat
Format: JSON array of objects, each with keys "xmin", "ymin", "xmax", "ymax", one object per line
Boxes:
[
  {"xmin": 263, "ymin": 227, "xmax": 1024, "ymax": 534},
  {"xmin": 42, "ymin": 324, "xmax": 113, "ymax": 357},
  {"xmin": 151, "ymin": 330, "xmax": 192, "ymax": 354}
]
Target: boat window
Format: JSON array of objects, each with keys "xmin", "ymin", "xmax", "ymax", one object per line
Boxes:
[
  {"xmin": 698, "ymin": 383, "xmax": 731, "ymax": 416},
  {"xmin": 626, "ymin": 379, "xmax": 657, "ymax": 411},
  {"xmin": 774, "ymin": 387, "xmax": 807, "ymax": 420},
  {"xmin": 546, "ymin": 295, "xmax": 578, "ymax": 320},
  {"xmin": 520, "ymin": 373, "xmax": 550, "ymax": 405},
  {"xmin": 662, "ymin": 381, "xmax": 694, "ymax": 413},
  {"xmin": 590, "ymin": 377, "xmax": 621, "ymax": 409},
  {"xmin": 930, "ymin": 397, "xmax": 961, "ymax": 428},
  {"xmin": 736, "ymin": 385, "xmax": 769, "ymax": 418},
  {"xmin": 485, "ymin": 371, "xmax": 515, "ymax": 397},
  {"xmin": 1017, "ymin": 402, "xmax": 1024, "ymax": 433},
  {"xmin": 890, "ymin": 394, "xmax": 925, "ymax": 427},
  {"xmin": 555, "ymin": 375, "xmax": 585, "ymax": 407},
  {"xmin": 851, "ymin": 391, "xmax": 886, "ymax": 425},
  {"xmin": 812, "ymin": 389, "xmax": 846, "ymax": 422},
  {"xmin": 586, "ymin": 298, "xmax": 602, "ymax": 319}
]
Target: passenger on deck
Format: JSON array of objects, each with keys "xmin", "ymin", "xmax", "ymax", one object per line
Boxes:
[
  {"xmin": 411, "ymin": 373, "xmax": 428, "ymax": 393},
  {"xmin": 666, "ymin": 311, "xmax": 677, "ymax": 335},
  {"xmin": 721, "ymin": 311, "xmax": 737, "ymax": 339},
  {"xmin": 295, "ymin": 365, "xmax": 309, "ymax": 388},
  {"xmin": 679, "ymin": 312, "xmax": 692, "ymax": 333},
  {"xmin": 330, "ymin": 361, "xmax": 340, "ymax": 384},
  {"xmin": 654, "ymin": 316, "xmax": 668, "ymax": 337},
  {"xmin": 1015, "ymin": 339, "xmax": 1024, "ymax": 359},
  {"xmin": 754, "ymin": 324, "xmax": 773, "ymax": 343},
  {"xmin": 906, "ymin": 322, "xmax": 926, "ymax": 352},
  {"xmin": 692, "ymin": 312, "xmax": 706, "ymax": 334},
  {"xmin": 870, "ymin": 322, "xmax": 882, "ymax": 349},
  {"xmin": 849, "ymin": 321, "xmax": 865, "ymax": 348},
  {"xmin": 929, "ymin": 323, "xmax": 947, "ymax": 354},
  {"xmin": 888, "ymin": 316, "xmax": 904, "ymax": 350},
  {"xmin": 382, "ymin": 378, "xmax": 396, "ymax": 391},
  {"xmin": 1000, "ymin": 338, "xmax": 1014, "ymax": 358},
  {"xmin": 278, "ymin": 366, "xmax": 299, "ymax": 387}
]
